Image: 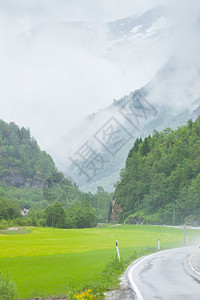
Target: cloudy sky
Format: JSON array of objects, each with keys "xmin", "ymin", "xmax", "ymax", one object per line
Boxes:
[
  {"xmin": 0, "ymin": 0, "xmax": 160, "ymax": 23},
  {"xmin": 0, "ymin": 0, "xmax": 199, "ymax": 158}
]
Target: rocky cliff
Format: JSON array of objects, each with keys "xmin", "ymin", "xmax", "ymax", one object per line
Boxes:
[{"xmin": 108, "ymin": 197, "xmax": 122, "ymax": 223}]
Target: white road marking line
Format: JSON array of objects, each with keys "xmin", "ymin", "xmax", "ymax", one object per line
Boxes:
[
  {"xmin": 189, "ymin": 252, "xmax": 200, "ymax": 276},
  {"xmin": 128, "ymin": 251, "xmax": 164, "ymax": 300},
  {"xmin": 128, "ymin": 247, "xmax": 188, "ymax": 300}
]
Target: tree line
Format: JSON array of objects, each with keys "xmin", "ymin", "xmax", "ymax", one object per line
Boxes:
[
  {"xmin": 114, "ymin": 117, "xmax": 200, "ymax": 225},
  {"xmin": 0, "ymin": 119, "xmax": 113, "ymax": 229},
  {"xmin": 0, "ymin": 184, "xmax": 113, "ymax": 229}
]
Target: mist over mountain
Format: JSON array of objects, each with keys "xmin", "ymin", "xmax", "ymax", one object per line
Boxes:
[
  {"xmin": 61, "ymin": 71, "xmax": 200, "ymax": 192},
  {"xmin": 1, "ymin": 2, "xmax": 200, "ymax": 299},
  {"xmin": 0, "ymin": 1, "xmax": 199, "ymax": 194},
  {"xmin": 21, "ymin": 5, "xmax": 171, "ymax": 55},
  {"xmin": 50, "ymin": 2, "xmax": 200, "ymax": 192},
  {"xmin": 0, "ymin": 3, "xmax": 176, "ymax": 153}
]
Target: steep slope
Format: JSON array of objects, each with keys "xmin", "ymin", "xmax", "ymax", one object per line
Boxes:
[
  {"xmin": 0, "ymin": 120, "xmax": 81, "ymax": 209},
  {"xmin": 0, "ymin": 120, "xmax": 56, "ymax": 188},
  {"xmin": 64, "ymin": 81, "xmax": 200, "ymax": 193},
  {"xmin": 0, "ymin": 119, "xmax": 113, "ymax": 222},
  {"xmin": 111, "ymin": 116, "xmax": 200, "ymax": 225},
  {"xmin": 18, "ymin": 5, "xmax": 199, "ymax": 194},
  {"xmin": 62, "ymin": 23, "xmax": 200, "ymax": 192}
]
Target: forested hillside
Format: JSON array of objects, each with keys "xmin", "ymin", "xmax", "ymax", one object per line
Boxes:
[
  {"xmin": 0, "ymin": 119, "xmax": 112, "ymax": 227},
  {"xmin": 114, "ymin": 116, "xmax": 200, "ymax": 225},
  {"xmin": 0, "ymin": 119, "xmax": 78, "ymax": 209},
  {"xmin": 0, "ymin": 119, "xmax": 56, "ymax": 187}
]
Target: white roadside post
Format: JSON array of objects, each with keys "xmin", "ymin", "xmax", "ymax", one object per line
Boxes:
[
  {"xmin": 116, "ymin": 240, "xmax": 120, "ymax": 262},
  {"xmin": 158, "ymin": 239, "xmax": 160, "ymax": 251}
]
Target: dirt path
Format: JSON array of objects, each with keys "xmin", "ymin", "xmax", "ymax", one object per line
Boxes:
[{"xmin": 7, "ymin": 227, "xmax": 19, "ymax": 231}]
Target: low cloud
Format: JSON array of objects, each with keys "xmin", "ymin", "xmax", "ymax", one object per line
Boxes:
[{"xmin": 0, "ymin": 0, "xmax": 199, "ymax": 166}]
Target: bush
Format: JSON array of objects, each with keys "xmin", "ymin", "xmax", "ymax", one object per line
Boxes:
[
  {"xmin": 24, "ymin": 217, "xmax": 32, "ymax": 226},
  {"xmin": 0, "ymin": 274, "xmax": 18, "ymax": 300},
  {"xmin": 0, "ymin": 219, "xmax": 9, "ymax": 230},
  {"xmin": 101, "ymin": 256, "xmax": 124, "ymax": 286},
  {"xmin": 38, "ymin": 218, "xmax": 46, "ymax": 227},
  {"xmin": 45, "ymin": 202, "xmax": 66, "ymax": 228},
  {"xmin": 124, "ymin": 211, "xmax": 160, "ymax": 225}
]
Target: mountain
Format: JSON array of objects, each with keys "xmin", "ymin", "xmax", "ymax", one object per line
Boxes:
[
  {"xmin": 109, "ymin": 116, "xmax": 200, "ymax": 225},
  {"xmin": 19, "ymin": 5, "xmax": 173, "ymax": 106},
  {"xmin": 0, "ymin": 119, "xmax": 56, "ymax": 188},
  {"xmin": 18, "ymin": 5, "xmax": 199, "ymax": 194},
  {"xmin": 108, "ymin": 6, "xmax": 170, "ymax": 39},
  {"xmin": 192, "ymin": 105, "xmax": 200, "ymax": 121},
  {"xmin": 105, "ymin": 6, "xmax": 171, "ymax": 57},
  {"xmin": 0, "ymin": 119, "xmax": 82, "ymax": 210},
  {"xmin": 62, "ymin": 59, "xmax": 200, "ymax": 192},
  {"xmin": 20, "ymin": 5, "xmax": 172, "ymax": 68},
  {"xmin": 0, "ymin": 119, "xmax": 113, "ymax": 223}
]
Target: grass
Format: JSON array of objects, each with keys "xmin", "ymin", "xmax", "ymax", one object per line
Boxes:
[
  {"xmin": 0, "ymin": 273, "xmax": 18, "ymax": 300},
  {"xmin": 0, "ymin": 225, "xmax": 200, "ymax": 299}
]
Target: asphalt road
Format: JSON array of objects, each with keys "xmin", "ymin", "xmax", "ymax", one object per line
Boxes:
[{"xmin": 128, "ymin": 246, "xmax": 200, "ymax": 300}]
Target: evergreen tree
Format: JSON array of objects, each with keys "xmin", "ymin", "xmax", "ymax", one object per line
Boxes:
[{"xmin": 115, "ymin": 116, "xmax": 200, "ymax": 225}]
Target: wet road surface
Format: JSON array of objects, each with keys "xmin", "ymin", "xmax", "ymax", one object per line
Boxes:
[{"xmin": 128, "ymin": 246, "xmax": 200, "ymax": 300}]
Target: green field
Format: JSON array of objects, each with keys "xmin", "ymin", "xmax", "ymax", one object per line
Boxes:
[{"xmin": 0, "ymin": 225, "xmax": 200, "ymax": 299}]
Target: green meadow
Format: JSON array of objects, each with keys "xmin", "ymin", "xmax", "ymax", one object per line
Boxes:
[{"xmin": 0, "ymin": 225, "xmax": 200, "ymax": 299}]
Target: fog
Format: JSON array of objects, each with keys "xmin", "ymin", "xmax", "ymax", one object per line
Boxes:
[
  {"xmin": 147, "ymin": 0, "xmax": 200, "ymax": 109},
  {"xmin": 0, "ymin": 0, "xmax": 199, "ymax": 168}
]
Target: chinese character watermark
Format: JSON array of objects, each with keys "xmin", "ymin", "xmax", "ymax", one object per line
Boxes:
[
  {"xmin": 119, "ymin": 91, "xmax": 158, "ymax": 130},
  {"xmin": 69, "ymin": 141, "xmax": 107, "ymax": 182},
  {"xmin": 69, "ymin": 91, "xmax": 158, "ymax": 183},
  {"xmin": 94, "ymin": 117, "xmax": 133, "ymax": 156}
]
